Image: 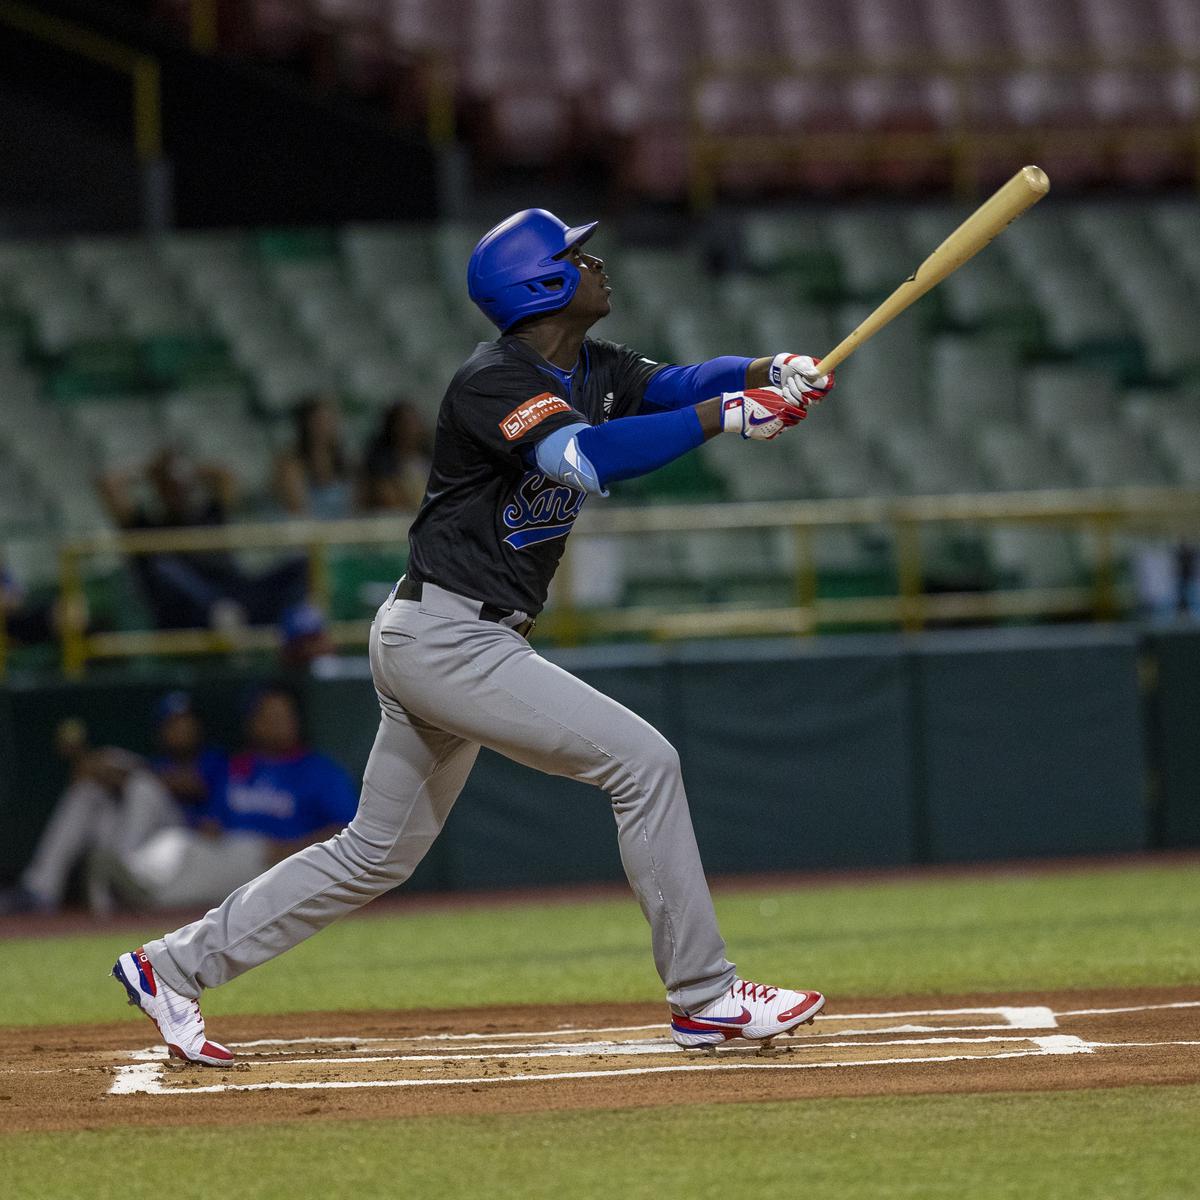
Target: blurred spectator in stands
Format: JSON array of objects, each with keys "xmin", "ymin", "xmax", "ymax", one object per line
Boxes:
[
  {"xmin": 0, "ymin": 696, "xmax": 225, "ymax": 916},
  {"xmin": 1133, "ymin": 541, "xmax": 1200, "ymax": 622},
  {"xmin": 0, "ymin": 557, "xmax": 88, "ymax": 646},
  {"xmin": 121, "ymin": 686, "xmax": 357, "ymax": 909},
  {"xmin": 274, "ymin": 394, "xmax": 355, "ymax": 519},
  {"xmin": 279, "ymin": 601, "xmax": 338, "ymax": 674},
  {"xmin": 360, "ymin": 401, "xmax": 431, "ymax": 512},
  {"xmin": 98, "ymin": 447, "xmax": 308, "ymax": 629}
]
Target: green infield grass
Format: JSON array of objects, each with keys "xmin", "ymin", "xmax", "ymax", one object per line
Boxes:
[
  {"xmin": 7, "ymin": 1086, "xmax": 1200, "ymax": 1200},
  {"xmin": 0, "ymin": 861, "xmax": 1197, "ymax": 1027}
]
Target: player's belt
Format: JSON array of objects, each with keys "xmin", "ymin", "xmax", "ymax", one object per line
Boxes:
[{"xmin": 393, "ymin": 576, "xmax": 536, "ymax": 639}]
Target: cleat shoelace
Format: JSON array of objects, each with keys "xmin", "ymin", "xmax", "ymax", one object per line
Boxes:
[{"xmin": 734, "ymin": 979, "xmax": 779, "ymax": 1003}]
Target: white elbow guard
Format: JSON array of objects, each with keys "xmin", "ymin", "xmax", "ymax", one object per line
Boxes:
[{"xmin": 534, "ymin": 424, "xmax": 607, "ymax": 495}]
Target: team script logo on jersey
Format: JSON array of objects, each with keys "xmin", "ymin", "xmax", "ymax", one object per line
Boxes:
[
  {"xmin": 499, "ymin": 392, "xmax": 572, "ymax": 441},
  {"xmin": 502, "ymin": 471, "xmax": 587, "ymax": 550}
]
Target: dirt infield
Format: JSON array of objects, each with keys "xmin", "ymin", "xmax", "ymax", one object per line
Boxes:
[{"xmin": 2, "ymin": 986, "xmax": 1198, "ymax": 1133}]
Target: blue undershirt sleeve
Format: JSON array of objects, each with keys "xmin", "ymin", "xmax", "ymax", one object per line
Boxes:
[
  {"xmin": 579, "ymin": 408, "xmax": 704, "ymax": 487},
  {"xmin": 532, "ymin": 410, "xmax": 707, "ymax": 494},
  {"xmin": 639, "ymin": 356, "xmax": 753, "ymax": 413}
]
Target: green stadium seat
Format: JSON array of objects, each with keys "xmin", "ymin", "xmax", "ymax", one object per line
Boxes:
[
  {"xmin": 877, "ymin": 423, "xmax": 986, "ymax": 495},
  {"xmin": 930, "ymin": 336, "xmax": 1021, "ymax": 435},
  {"xmin": 69, "ymin": 397, "xmax": 164, "ymax": 467},
  {"xmin": 3, "ymin": 535, "xmax": 59, "ymax": 588},
  {"xmin": 698, "ymin": 433, "xmax": 802, "ymax": 501},
  {"xmin": 341, "ymin": 224, "xmax": 437, "ymax": 294},
  {"xmin": 681, "ymin": 527, "xmax": 795, "ymax": 605},
  {"xmin": 1025, "ymin": 366, "xmax": 1118, "ymax": 437},
  {"xmin": 619, "ymin": 248, "xmax": 706, "ymax": 318},
  {"xmin": 207, "ymin": 289, "xmax": 290, "ymax": 339},
  {"xmin": 182, "ymin": 265, "xmax": 266, "ymax": 317},
  {"xmin": 976, "ymin": 423, "xmax": 1078, "ymax": 491},
  {"xmin": 618, "ymin": 530, "xmax": 691, "ymax": 607},
  {"xmin": 0, "ymin": 241, "xmax": 62, "ymax": 281},
  {"xmin": 314, "ymin": 321, "xmax": 394, "ymax": 370},
  {"xmin": 339, "ymin": 352, "xmax": 415, "ymax": 408},
  {"xmin": 1151, "ymin": 204, "xmax": 1200, "ymax": 294},
  {"xmin": 253, "ymin": 356, "xmax": 338, "ymax": 414},
  {"xmin": 791, "ymin": 420, "xmax": 896, "ymax": 499},
  {"xmin": 432, "ymin": 224, "xmax": 478, "ymax": 294},
  {"xmin": 661, "ymin": 307, "xmax": 735, "ymax": 362},
  {"xmin": 163, "ymin": 386, "xmax": 251, "ymax": 439},
  {"xmin": 833, "ymin": 302, "xmax": 928, "ymax": 437},
  {"xmin": 1073, "ymin": 207, "xmax": 1200, "ymax": 379},
  {"xmin": 187, "ymin": 424, "xmax": 276, "ymax": 497},
  {"xmin": 378, "ymin": 283, "xmax": 459, "ymax": 358},
  {"xmin": 32, "ymin": 298, "xmax": 119, "ymax": 354},
  {"xmin": 743, "ymin": 301, "xmax": 835, "ymax": 363},
  {"xmin": 909, "ymin": 211, "xmax": 1040, "ymax": 339},
  {"xmin": 987, "ymin": 526, "xmax": 1084, "ymax": 589},
  {"xmin": 1060, "ymin": 426, "xmax": 1167, "ymax": 488},
  {"xmin": 824, "ymin": 211, "xmax": 915, "ymax": 300},
  {"xmin": 141, "ymin": 334, "xmax": 238, "ymax": 389},
  {"xmin": 591, "ymin": 306, "xmax": 653, "ymax": 351},
  {"xmin": 0, "ymin": 453, "xmax": 49, "ymax": 533},
  {"xmin": 255, "ymin": 228, "xmax": 338, "ymax": 261},
  {"xmin": 1131, "ymin": 403, "xmax": 1200, "ymax": 486},
  {"xmin": 157, "ymin": 230, "xmax": 251, "ymax": 271},
  {"xmin": 739, "ymin": 211, "xmax": 840, "ymax": 296},
  {"xmin": 228, "ymin": 326, "xmax": 311, "ymax": 372},
  {"xmin": 123, "ymin": 297, "xmax": 204, "ymax": 339}
]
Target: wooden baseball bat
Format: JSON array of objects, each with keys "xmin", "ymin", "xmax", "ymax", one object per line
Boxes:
[{"xmin": 809, "ymin": 165, "xmax": 1050, "ymax": 379}]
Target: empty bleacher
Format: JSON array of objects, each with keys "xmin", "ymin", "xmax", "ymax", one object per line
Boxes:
[
  {"xmin": 153, "ymin": 0, "xmax": 1200, "ymax": 198},
  {"xmin": 0, "ymin": 197, "xmax": 1198, "ymax": 623}
]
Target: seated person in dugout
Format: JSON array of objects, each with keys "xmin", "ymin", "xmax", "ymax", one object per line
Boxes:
[
  {"xmin": 0, "ymin": 695, "xmax": 225, "ymax": 916},
  {"xmin": 118, "ymin": 686, "xmax": 357, "ymax": 910}
]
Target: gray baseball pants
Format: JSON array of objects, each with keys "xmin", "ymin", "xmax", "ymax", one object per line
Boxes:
[{"xmin": 145, "ymin": 582, "xmax": 735, "ymax": 1011}]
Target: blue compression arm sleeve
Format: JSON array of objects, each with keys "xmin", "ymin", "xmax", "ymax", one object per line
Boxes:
[
  {"xmin": 533, "ymin": 409, "xmax": 706, "ymax": 494},
  {"xmin": 640, "ymin": 356, "xmax": 754, "ymax": 413}
]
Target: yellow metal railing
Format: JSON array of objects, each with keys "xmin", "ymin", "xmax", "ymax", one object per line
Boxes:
[
  {"xmin": 0, "ymin": 0, "xmax": 163, "ymax": 162},
  {"xmin": 687, "ymin": 51, "xmax": 1200, "ymax": 207},
  {"xmin": 39, "ymin": 487, "xmax": 1200, "ymax": 678}
]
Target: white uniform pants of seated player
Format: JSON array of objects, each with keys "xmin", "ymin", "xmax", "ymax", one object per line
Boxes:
[
  {"xmin": 22, "ymin": 770, "xmax": 181, "ymax": 913},
  {"xmin": 145, "ymin": 582, "xmax": 737, "ymax": 1012},
  {"xmin": 122, "ymin": 827, "xmax": 275, "ymax": 910}
]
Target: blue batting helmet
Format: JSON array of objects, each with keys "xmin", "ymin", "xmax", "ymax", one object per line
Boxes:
[{"xmin": 467, "ymin": 208, "xmax": 599, "ymax": 332}]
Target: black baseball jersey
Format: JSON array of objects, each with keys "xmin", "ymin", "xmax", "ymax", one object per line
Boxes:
[{"xmin": 407, "ymin": 334, "xmax": 664, "ymax": 615}]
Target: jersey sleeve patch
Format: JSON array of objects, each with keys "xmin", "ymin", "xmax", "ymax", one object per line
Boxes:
[{"xmin": 500, "ymin": 392, "xmax": 573, "ymax": 442}]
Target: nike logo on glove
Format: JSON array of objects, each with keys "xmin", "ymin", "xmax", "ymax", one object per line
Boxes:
[{"xmin": 748, "ymin": 413, "xmax": 779, "ymax": 426}]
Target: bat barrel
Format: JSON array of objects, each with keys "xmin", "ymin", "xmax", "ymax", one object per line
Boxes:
[{"xmin": 813, "ymin": 166, "xmax": 1050, "ymax": 378}]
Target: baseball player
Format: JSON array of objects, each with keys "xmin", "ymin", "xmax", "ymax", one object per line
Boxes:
[{"xmin": 112, "ymin": 209, "xmax": 833, "ymax": 1065}]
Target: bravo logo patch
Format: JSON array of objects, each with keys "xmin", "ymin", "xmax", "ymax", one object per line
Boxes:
[
  {"xmin": 502, "ymin": 472, "xmax": 587, "ymax": 550},
  {"xmin": 499, "ymin": 392, "xmax": 572, "ymax": 441}
]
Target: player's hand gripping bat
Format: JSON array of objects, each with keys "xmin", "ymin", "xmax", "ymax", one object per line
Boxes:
[{"xmin": 802, "ymin": 166, "xmax": 1051, "ymax": 381}]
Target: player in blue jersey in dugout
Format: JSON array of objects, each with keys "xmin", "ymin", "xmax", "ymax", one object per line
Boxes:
[{"xmin": 114, "ymin": 209, "xmax": 835, "ymax": 1066}]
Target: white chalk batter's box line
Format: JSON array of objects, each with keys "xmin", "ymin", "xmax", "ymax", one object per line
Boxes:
[{"xmin": 107, "ymin": 1000, "xmax": 1200, "ymax": 1097}]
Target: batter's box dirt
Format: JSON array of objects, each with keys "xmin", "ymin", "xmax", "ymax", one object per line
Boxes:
[
  {"xmin": 3, "ymin": 988, "xmax": 1200, "ymax": 1132},
  {"xmin": 109, "ymin": 1006, "xmax": 1097, "ymax": 1095}
]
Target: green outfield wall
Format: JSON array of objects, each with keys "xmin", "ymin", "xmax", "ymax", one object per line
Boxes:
[{"xmin": 1, "ymin": 624, "xmax": 1193, "ymax": 890}]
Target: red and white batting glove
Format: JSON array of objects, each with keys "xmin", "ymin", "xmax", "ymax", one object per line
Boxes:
[
  {"xmin": 720, "ymin": 387, "xmax": 807, "ymax": 440},
  {"xmin": 770, "ymin": 353, "xmax": 835, "ymax": 407}
]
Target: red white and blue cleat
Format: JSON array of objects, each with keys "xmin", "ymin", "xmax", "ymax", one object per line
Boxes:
[
  {"xmin": 112, "ymin": 947, "xmax": 233, "ymax": 1067},
  {"xmin": 670, "ymin": 979, "xmax": 825, "ymax": 1052}
]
